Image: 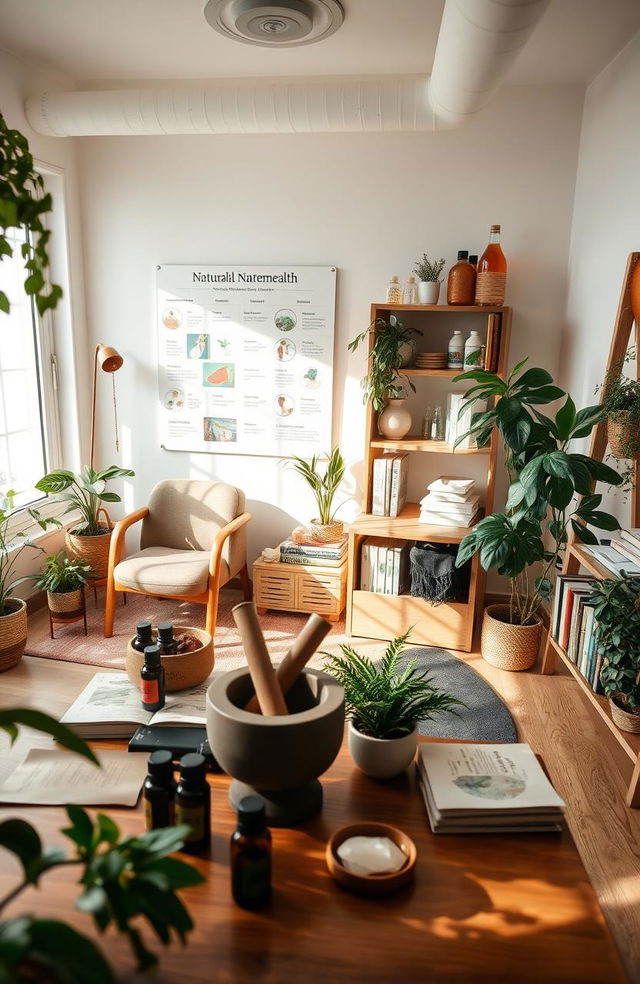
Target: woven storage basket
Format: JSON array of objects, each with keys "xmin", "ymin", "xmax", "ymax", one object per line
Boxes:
[
  {"xmin": 47, "ymin": 588, "xmax": 85, "ymax": 618},
  {"xmin": 310, "ymin": 519, "xmax": 344, "ymax": 544},
  {"xmin": 66, "ymin": 525, "xmax": 112, "ymax": 580},
  {"xmin": 126, "ymin": 626, "xmax": 214, "ymax": 692},
  {"xmin": 480, "ymin": 604, "xmax": 542, "ymax": 672},
  {"xmin": 0, "ymin": 598, "xmax": 28, "ymax": 672},
  {"xmin": 607, "ymin": 415, "xmax": 640, "ymax": 459},
  {"xmin": 609, "ymin": 696, "xmax": 640, "ymax": 734}
]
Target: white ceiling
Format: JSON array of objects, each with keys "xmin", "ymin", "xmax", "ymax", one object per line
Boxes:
[{"xmin": 1, "ymin": 0, "xmax": 639, "ymax": 86}]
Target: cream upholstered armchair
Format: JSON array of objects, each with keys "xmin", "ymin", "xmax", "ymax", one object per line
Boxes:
[{"xmin": 104, "ymin": 480, "xmax": 251, "ymax": 638}]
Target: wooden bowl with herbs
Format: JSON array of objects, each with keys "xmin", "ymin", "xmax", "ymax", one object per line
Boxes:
[{"xmin": 125, "ymin": 626, "xmax": 213, "ymax": 692}]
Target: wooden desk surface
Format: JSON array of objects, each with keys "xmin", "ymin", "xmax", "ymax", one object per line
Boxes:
[{"xmin": 0, "ymin": 658, "xmax": 627, "ymax": 984}]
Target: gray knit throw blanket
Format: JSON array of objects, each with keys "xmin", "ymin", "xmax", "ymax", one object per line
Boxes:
[{"xmin": 410, "ymin": 542, "xmax": 466, "ymax": 605}]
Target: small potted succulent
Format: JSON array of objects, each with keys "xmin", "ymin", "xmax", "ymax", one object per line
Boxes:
[
  {"xmin": 36, "ymin": 465, "xmax": 135, "ymax": 579},
  {"xmin": 32, "ymin": 551, "xmax": 93, "ymax": 619},
  {"xmin": 588, "ymin": 574, "xmax": 640, "ymax": 733},
  {"xmin": 288, "ymin": 446, "xmax": 346, "ymax": 543},
  {"xmin": 413, "ymin": 253, "xmax": 446, "ymax": 305},
  {"xmin": 600, "ymin": 372, "xmax": 640, "ymax": 459},
  {"xmin": 323, "ymin": 631, "xmax": 460, "ymax": 779}
]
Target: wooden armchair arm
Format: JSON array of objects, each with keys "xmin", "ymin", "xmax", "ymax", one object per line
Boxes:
[
  {"xmin": 209, "ymin": 511, "xmax": 252, "ymax": 581},
  {"xmin": 107, "ymin": 507, "xmax": 150, "ymax": 573}
]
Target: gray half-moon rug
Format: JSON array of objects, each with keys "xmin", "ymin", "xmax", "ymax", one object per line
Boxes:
[{"xmin": 384, "ymin": 646, "xmax": 517, "ymax": 743}]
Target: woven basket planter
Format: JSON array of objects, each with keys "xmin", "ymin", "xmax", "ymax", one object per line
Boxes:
[
  {"xmin": 0, "ymin": 598, "xmax": 28, "ymax": 672},
  {"xmin": 66, "ymin": 526, "xmax": 112, "ymax": 580},
  {"xmin": 47, "ymin": 588, "xmax": 85, "ymax": 619},
  {"xmin": 609, "ymin": 696, "xmax": 640, "ymax": 734},
  {"xmin": 480, "ymin": 604, "xmax": 542, "ymax": 672},
  {"xmin": 607, "ymin": 414, "xmax": 640, "ymax": 459},
  {"xmin": 309, "ymin": 519, "xmax": 344, "ymax": 544}
]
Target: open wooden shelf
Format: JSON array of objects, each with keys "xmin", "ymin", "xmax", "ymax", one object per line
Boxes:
[
  {"xmin": 546, "ymin": 635, "xmax": 640, "ymax": 763},
  {"xmin": 370, "ymin": 437, "xmax": 491, "ymax": 453},
  {"xmin": 372, "ymin": 303, "xmax": 507, "ymax": 314},
  {"xmin": 567, "ymin": 543, "xmax": 618, "ymax": 579},
  {"xmin": 350, "ymin": 502, "xmax": 483, "ymax": 542},
  {"xmin": 403, "ymin": 368, "xmax": 467, "ymax": 378},
  {"xmin": 350, "ymin": 590, "xmax": 472, "ymax": 650}
]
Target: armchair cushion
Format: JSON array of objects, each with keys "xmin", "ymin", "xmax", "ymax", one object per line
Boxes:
[
  {"xmin": 140, "ymin": 480, "xmax": 246, "ymax": 577},
  {"xmin": 114, "ymin": 546, "xmax": 230, "ymax": 597}
]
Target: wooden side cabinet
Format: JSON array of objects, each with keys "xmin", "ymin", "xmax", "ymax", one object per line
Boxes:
[{"xmin": 253, "ymin": 557, "xmax": 347, "ymax": 622}]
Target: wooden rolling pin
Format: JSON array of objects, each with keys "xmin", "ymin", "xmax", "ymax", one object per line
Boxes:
[
  {"xmin": 245, "ymin": 613, "xmax": 333, "ymax": 714},
  {"xmin": 232, "ymin": 601, "xmax": 288, "ymax": 716}
]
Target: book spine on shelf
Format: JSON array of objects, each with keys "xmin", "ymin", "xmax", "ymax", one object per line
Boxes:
[
  {"xmin": 489, "ymin": 314, "xmax": 502, "ymax": 372},
  {"xmin": 371, "ymin": 458, "xmax": 386, "ymax": 516},
  {"xmin": 370, "ymin": 544, "xmax": 379, "ymax": 592},
  {"xmin": 385, "ymin": 547, "xmax": 395, "ymax": 595},
  {"xmin": 620, "ymin": 528, "xmax": 640, "ymax": 550},
  {"xmin": 360, "ymin": 542, "xmax": 370, "ymax": 591},
  {"xmin": 384, "ymin": 457, "xmax": 395, "ymax": 515},
  {"xmin": 610, "ymin": 538, "xmax": 640, "ymax": 564}
]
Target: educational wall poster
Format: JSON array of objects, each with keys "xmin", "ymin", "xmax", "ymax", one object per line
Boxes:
[{"xmin": 157, "ymin": 265, "xmax": 336, "ymax": 457}]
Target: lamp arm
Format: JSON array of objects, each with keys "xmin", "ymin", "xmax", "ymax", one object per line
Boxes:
[{"xmin": 89, "ymin": 344, "xmax": 100, "ymax": 470}]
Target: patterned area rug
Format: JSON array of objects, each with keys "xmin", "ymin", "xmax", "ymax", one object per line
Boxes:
[{"xmin": 25, "ymin": 590, "xmax": 516, "ymax": 742}]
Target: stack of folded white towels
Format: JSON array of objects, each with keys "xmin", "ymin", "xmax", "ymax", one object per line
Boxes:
[{"xmin": 419, "ymin": 476, "xmax": 480, "ymax": 527}]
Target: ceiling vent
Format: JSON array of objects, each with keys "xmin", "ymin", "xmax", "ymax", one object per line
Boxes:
[{"xmin": 203, "ymin": 0, "xmax": 344, "ymax": 47}]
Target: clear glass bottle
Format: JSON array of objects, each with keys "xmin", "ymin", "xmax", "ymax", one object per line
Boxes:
[
  {"xmin": 402, "ymin": 276, "xmax": 418, "ymax": 305},
  {"xmin": 476, "ymin": 224, "xmax": 507, "ymax": 305},
  {"xmin": 386, "ymin": 276, "xmax": 402, "ymax": 304},
  {"xmin": 432, "ymin": 406, "xmax": 444, "ymax": 441},
  {"xmin": 421, "ymin": 406, "xmax": 435, "ymax": 439}
]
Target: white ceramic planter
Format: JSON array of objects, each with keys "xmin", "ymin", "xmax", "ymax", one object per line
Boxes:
[
  {"xmin": 418, "ymin": 281, "xmax": 440, "ymax": 304},
  {"xmin": 378, "ymin": 399, "xmax": 412, "ymax": 439},
  {"xmin": 348, "ymin": 721, "xmax": 418, "ymax": 779}
]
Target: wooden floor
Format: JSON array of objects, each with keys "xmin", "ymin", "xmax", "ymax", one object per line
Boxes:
[{"xmin": 10, "ymin": 604, "xmax": 640, "ymax": 983}]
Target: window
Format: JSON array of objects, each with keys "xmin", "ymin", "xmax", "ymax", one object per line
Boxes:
[{"xmin": 0, "ymin": 224, "xmax": 61, "ymax": 510}]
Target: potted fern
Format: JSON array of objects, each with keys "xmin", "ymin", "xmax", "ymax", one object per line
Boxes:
[
  {"xmin": 323, "ymin": 632, "xmax": 460, "ymax": 779},
  {"xmin": 288, "ymin": 447, "xmax": 346, "ymax": 543},
  {"xmin": 31, "ymin": 551, "xmax": 93, "ymax": 619},
  {"xmin": 413, "ymin": 253, "xmax": 446, "ymax": 305},
  {"xmin": 601, "ymin": 373, "xmax": 640, "ymax": 459},
  {"xmin": 36, "ymin": 465, "xmax": 135, "ymax": 579},
  {"xmin": 588, "ymin": 575, "xmax": 640, "ymax": 733}
]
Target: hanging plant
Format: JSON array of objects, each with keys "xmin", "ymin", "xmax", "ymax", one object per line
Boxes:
[{"xmin": 0, "ymin": 111, "xmax": 62, "ymax": 316}]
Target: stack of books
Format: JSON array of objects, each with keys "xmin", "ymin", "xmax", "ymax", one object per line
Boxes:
[
  {"xmin": 416, "ymin": 742, "xmax": 566, "ymax": 834},
  {"xmin": 583, "ymin": 529, "xmax": 640, "ymax": 576},
  {"xmin": 551, "ymin": 574, "xmax": 603, "ymax": 692},
  {"xmin": 419, "ymin": 476, "xmax": 479, "ymax": 527},
  {"xmin": 444, "ymin": 395, "xmax": 486, "ymax": 450},
  {"xmin": 371, "ymin": 453, "xmax": 409, "ymax": 517},
  {"xmin": 279, "ymin": 537, "xmax": 347, "ymax": 568},
  {"xmin": 360, "ymin": 538, "xmax": 410, "ymax": 595}
]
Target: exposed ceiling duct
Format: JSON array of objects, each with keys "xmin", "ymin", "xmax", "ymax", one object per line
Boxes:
[{"xmin": 25, "ymin": 0, "xmax": 551, "ymax": 137}]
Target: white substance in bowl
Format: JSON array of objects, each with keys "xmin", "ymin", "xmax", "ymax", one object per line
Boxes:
[{"xmin": 337, "ymin": 836, "xmax": 407, "ymax": 876}]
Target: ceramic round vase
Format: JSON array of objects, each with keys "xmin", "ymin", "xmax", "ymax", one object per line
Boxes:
[
  {"xmin": 378, "ymin": 399, "xmax": 411, "ymax": 439},
  {"xmin": 480, "ymin": 604, "xmax": 542, "ymax": 672},
  {"xmin": 348, "ymin": 721, "xmax": 418, "ymax": 779},
  {"xmin": 418, "ymin": 281, "xmax": 440, "ymax": 304},
  {"xmin": 0, "ymin": 598, "xmax": 28, "ymax": 672}
]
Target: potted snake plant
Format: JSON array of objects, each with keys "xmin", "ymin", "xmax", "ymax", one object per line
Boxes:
[
  {"xmin": 287, "ymin": 447, "xmax": 346, "ymax": 543},
  {"xmin": 323, "ymin": 632, "xmax": 460, "ymax": 779},
  {"xmin": 36, "ymin": 465, "xmax": 135, "ymax": 579}
]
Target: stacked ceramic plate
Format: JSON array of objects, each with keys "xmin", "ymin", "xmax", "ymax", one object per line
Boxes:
[{"xmin": 415, "ymin": 352, "xmax": 448, "ymax": 370}]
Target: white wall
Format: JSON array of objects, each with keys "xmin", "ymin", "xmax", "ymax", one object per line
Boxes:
[
  {"xmin": 560, "ymin": 31, "xmax": 640, "ymax": 523},
  {"xmin": 78, "ymin": 83, "xmax": 584, "ymax": 578}
]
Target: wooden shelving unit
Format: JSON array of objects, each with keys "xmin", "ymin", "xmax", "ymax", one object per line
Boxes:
[{"xmin": 346, "ymin": 302, "xmax": 511, "ymax": 652}]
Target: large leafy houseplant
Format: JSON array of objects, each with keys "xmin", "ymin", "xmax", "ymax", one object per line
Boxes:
[
  {"xmin": 588, "ymin": 575, "xmax": 640, "ymax": 724},
  {"xmin": 453, "ymin": 360, "xmax": 622, "ymax": 627},
  {"xmin": 348, "ymin": 316, "xmax": 422, "ymax": 411},
  {"xmin": 36, "ymin": 466, "xmax": 134, "ymax": 535},
  {"xmin": 0, "ymin": 111, "xmax": 62, "ymax": 317},
  {"xmin": 0, "ymin": 710, "xmax": 203, "ymax": 981}
]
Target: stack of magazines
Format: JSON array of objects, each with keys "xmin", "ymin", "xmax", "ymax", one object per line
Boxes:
[
  {"xmin": 279, "ymin": 537, "xmax": 347, "ymax": 567},
  {"xmin": 416, "ymin": 742, "xmax": 565, "ymax": 834},
  {"xmin": 419, "ymin": 476, "xmax": 479, "ymax": 527}
]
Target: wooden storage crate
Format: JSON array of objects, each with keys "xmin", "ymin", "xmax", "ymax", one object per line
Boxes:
[{"xmin": 254, "ymin": 556, "xmax": 346, "ymax": 622}]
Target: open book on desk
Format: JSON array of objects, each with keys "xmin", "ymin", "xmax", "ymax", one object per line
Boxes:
[{"xmin": 60, "ymin": 671, "xmax": 210, "ymax": 739}]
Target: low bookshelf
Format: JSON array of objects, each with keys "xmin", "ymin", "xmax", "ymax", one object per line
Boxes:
[
  {"xmin": 346, "ymin": 302, "xmax": 511, "ymax": 653},
  {"xmin": 542, "ymin": 543, "xmax": 640, "ymax": 809}
]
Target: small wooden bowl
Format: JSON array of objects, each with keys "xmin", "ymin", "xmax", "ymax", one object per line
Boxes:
[
  {"xmin": 126, "ymin": 626, "xmax": 213, "ymax": 692},
  {"xmin": 326, "ymin": 822, "xmax": 416, "ymax": 895}
]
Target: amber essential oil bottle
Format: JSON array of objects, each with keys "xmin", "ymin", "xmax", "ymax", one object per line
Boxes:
[
  {"xmin": 143, "ymin": 749, "xmax": 176, "ymax": 831},
  {"xmin": 231, "ymin": 795, "xmax": 272, "ymax": 909},
  {"xmin": 175, "ymin": 753, "xmax": 211, "ymax": 855},
  {"xmin": 132, "ymin": 621, "xmax": 153, "ymax": 653},
  {"xmin": 140, "ymin": 643, "xmax": 165, "ymax": 712},
  {"xmin": 157, "ymin": 622, "xmax": 177, "ymax": 655}
]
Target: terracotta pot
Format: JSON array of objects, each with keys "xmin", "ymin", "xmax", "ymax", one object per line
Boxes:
[
  {"xmin": 65, "ymin": 526, "xmax": 112, "ymax": 580},
  {"xmin": 378, "ymin": 399, "xmax": 412, "ymax": 439},
  {"xmin": 126, "ymin": 626, "xmax": 214, "ymax": 692},
  {"xmin": 348, "ymin": 721, "xmax": 418, "ymax": 779},
  {"xmin": 418, "ymin": 281, "xmax": 440, "ymax": 304},
  {"xmin": 47, "ymin": 588, "xmax": 85, "ymax": 618},
  {"xmin": 480, "ymin": 604, "xmax": 542, "ymax": 672},
  {"xmin": 607, "ymin": 414, "xmax": 640, "ymax": 459},
  {"xmin": 0, "ymin": 598, "xmax": 28, "ymax": 672},
  {"xmin": 309, "ymin": 519, "xmax": 344, "ymax": 543},
  {"xmin": 609, "ymin": 695, "xmax": 640, "ymax": 734}
]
